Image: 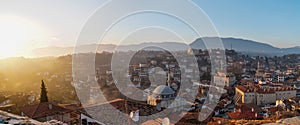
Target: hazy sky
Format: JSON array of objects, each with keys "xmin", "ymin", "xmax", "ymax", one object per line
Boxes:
[{"xmin": 0, "ymin": 0, "xmax": 299, "ymax": 50}]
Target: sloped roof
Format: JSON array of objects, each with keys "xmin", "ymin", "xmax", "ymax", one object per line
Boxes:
[
  {"xmin": 228, "ymin": 104, "xmax": 263, "ymax": 120},
  {"xmin": 228, "ymin": 111, "xmax": 262, "ymax": 120},
  {"xmin": 21, "ymin": 102, "xmax": 72, "ymax": 118},
  {"xmin": 153, "ymin": 85, "xmax": 175, "ymax": 95}
]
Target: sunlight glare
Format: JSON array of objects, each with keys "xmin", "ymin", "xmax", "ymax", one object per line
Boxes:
[{"xmin": 0, "ymin": 15, "xmax": 44, "ymax": 58}]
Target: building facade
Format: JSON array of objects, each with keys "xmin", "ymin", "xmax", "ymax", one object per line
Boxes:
[{"xmin": 235, "ymin": 84, "xmax": 296, "ymax": 105}]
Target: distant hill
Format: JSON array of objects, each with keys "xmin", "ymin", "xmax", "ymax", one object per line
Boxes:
[
  {"xmin": 29, "ymin": 37, "xmax": 300, "ymax": 57},
  {"xmin": 29, "ymin": 42, "xmax": 189, "ymax": 57},
  {"xmin": 190, "ymin": 37, "xmax": 300, "ymax": 56},
  {"xmin": 29, "ymin": 44, "xmax": 116, "ymax": 57}
]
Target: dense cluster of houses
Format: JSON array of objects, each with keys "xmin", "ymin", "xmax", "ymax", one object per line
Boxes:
[{"xmin": 1, "ymin": 50, "xmax": 300, "ymax": 124}]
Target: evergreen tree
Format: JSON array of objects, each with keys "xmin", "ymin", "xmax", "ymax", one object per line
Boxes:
[{"xmin": 40, "ymin": 80, "xmax": 49, "ymax": 103}]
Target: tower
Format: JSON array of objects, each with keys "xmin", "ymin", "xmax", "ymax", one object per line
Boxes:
[
  {"xmin": 254, "ymin": 61, "xmax": 262, "ymax": 82},
  {"xmin": 257, "ymin": 61, "xmax": 260, "ymax": 73},
  {"xmin": 256, "ymin": 61, "xmax": 260, "ymax": 77},
  {"xmin": 167, "ymin": 64, "xmax": 172, "ymax": 87},
  {"xmin": 167, "ymin": 70, "xmax": 171, "ymax": 86}
]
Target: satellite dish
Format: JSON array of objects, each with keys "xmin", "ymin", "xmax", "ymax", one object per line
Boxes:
[
  {"xmin": 130, "ymin": 110, "xmax": 139, "ymax": 122},
  {"xmin": 132, "ymin": 110, "xmax": 139, "ymax": 122},
  {"xmin": 162, "ymin": 117, "xmax": 170, "ymax": 125}
]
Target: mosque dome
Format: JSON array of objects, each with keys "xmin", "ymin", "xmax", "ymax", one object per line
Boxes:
[{"xmin": 153, "ymin": 85, "xmax": 175, "ymax": 96}]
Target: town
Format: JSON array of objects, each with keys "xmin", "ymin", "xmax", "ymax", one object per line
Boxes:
[{"xmin": 1, "ymin": 49, "xmax": 300, "ymax": 124}]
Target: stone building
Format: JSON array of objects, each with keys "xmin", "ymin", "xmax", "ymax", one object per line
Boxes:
[{"xmin": 235, "ymin": 84, "xmax": 296, "ymax": 105}]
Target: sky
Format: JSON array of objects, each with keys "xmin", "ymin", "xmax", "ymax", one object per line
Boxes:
[
  {"xmin": 0, "ymin": 0, "xmax": 299, "ymax": 57},
  {"xmin": 196, "ymin": 0, "xmax": 300, "ymax": 48}
]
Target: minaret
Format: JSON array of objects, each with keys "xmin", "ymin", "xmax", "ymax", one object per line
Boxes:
[
  {"xmin": 167, "ymin": 68, "xmax": 171, "ymax": 86},
  {"xmin": 256, "ymin": 61, "xmax": 259, "ymax": 75},
  {"xmin": 256, "ymin": 61, "xmax": 260, "ymax": 78},
  {"xmin": 258, "ymin": 61, "xmax": 260, "ymax": 69}
]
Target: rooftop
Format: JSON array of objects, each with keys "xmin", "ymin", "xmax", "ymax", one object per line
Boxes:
[
  {"xmin": 21, "ymin": 102, "xmax": 72, "ymax": 119},
  {"xmin": 236, "ymin": 84, "xmax": 296, "ymax": 94},
  {"xmin": 0, "ymin": 110, "xmax": 42, "ymax": 124},
  {"xmin": 153, "ymin": 85, "xmax": 175, "ymax": 95}
]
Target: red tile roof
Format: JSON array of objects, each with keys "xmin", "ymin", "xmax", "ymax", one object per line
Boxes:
[
  {"xmin": 236, "ymin": 85, "xmax": 255, "ymax": 93},
  {"xmin": 236, "ymin": 84, "xmax": 296, "ymax": 94},
  {"xmin": 21, "ymin": 102, "xmax": 72, "ymax": 118},
  {"xmin": 266, "ymin": 107, "xmax": 284, "ymax": 114},
  {"xmin": 228, "ymin": 111, "xmax": 262, "ymax": 120},
  {"xmin": 228, "ymin": 104, "xmax": 263, "ymax": 120},
  {"xmin": 256, "ymin": 88, "xmax": 275, "ymax": 94}
]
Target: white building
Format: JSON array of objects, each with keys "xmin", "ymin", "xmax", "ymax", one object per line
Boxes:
[
  {"xmin": 213, "ymin": 72, "xmax": 236, "ymax": 87},
  {"xmin": 235, "ymin": 85, "xmax": 297, "ymax": 105}
]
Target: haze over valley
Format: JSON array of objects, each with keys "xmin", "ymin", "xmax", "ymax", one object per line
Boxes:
[{"xmin": 28, "ymin": 37, "xmax": 300, "ymax": 58}]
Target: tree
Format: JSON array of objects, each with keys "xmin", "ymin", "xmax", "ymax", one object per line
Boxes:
[
  {"xmin": 201, "ymin": 72, "xmax": 211, "ymax": 81},
  {"xmin": 40, "ymin": 80, "xmax": 49, "ymax": 103}
]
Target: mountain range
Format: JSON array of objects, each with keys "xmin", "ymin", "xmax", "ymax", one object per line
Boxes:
[{"xmin": 29, "ymin": 37, "xmax": 300, "ymax": 57}]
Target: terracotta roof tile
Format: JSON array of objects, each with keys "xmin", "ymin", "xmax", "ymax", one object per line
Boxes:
[{"xmin": 21, "ymin": 102, "xmax": 72, "ymax": 118}]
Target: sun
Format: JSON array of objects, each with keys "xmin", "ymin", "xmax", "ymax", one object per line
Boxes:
[{"xmin": 0, "ymin": 15, "xmax": 43, "ymax": 58}]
